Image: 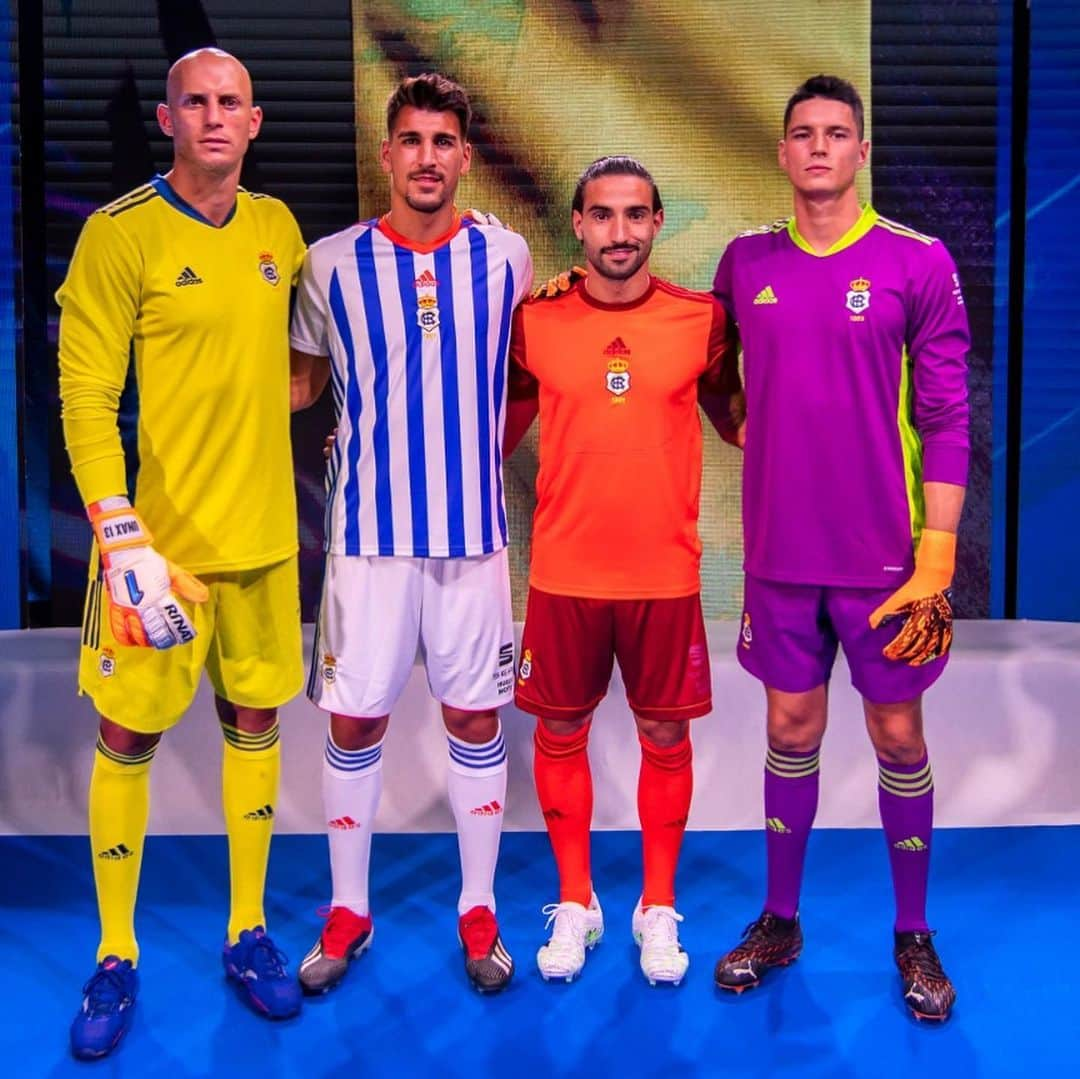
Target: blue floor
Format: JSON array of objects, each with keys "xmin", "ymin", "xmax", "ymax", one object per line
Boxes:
[{"xmin": 2, "ymin": 827, "xmax": 1077, "ymax": 1077}]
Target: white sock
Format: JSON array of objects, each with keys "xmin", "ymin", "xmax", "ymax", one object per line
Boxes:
[
  {"xmin": 446, "ymin": 725, "xmax": 507, "ymax": 915},
  {"xmin": 323, "ymin": 732, "xmax": 383, "ymax": 917}
]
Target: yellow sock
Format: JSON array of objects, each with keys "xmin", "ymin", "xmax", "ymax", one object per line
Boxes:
[
  {"xmin": 221, "ymin": 722, "xmax": 280, "ymax": 943},
  {"xmin": 89, "ymin": 739, "xmax": 156, "ymax": 965}
]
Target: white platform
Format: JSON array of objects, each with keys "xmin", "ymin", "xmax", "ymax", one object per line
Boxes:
[{"xmin": 1, "ymin": 621, "xmax": 1077, "ymax": 834}]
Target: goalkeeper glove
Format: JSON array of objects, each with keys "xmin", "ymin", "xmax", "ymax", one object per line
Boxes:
[
  {"xmin": 530, "ymin": 266, "xmax": 587, "ymax": 301},
  {"xmin": 869, "ymin": 529, "xmax": 956, "ymax": 666},
  {"xmin": 89, "ymin": 497, "xmax": 208, "ymax": 649}
]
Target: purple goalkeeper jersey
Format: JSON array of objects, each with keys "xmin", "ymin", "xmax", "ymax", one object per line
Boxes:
[{"xmin": 712, "ymin": 206, "xmax": 970, "ymax": 588}]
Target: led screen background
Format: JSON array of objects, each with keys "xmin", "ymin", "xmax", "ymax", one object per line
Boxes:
[{"xmin": 32, "ymin": 0, "xmax": 1001, "ymax": 625}]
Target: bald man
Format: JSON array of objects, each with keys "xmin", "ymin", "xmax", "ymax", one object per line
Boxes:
[{"xmin": 57, "ymin": 48, "xmax": 306, "ymax": 1058}]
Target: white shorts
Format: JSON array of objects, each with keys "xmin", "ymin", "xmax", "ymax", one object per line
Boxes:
[{"xmin": 308, "ymin": 550, "xmax": 515, "ymax": 717}]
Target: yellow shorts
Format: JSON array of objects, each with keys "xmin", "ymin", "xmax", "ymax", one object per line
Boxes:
[{"xmin": 79, "ymin": 551, "xmax": 303, "ymax": 733}]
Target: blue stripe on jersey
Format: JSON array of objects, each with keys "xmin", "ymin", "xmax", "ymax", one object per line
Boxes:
[
  {"xmin": 434, "ymin": 245, "xmax": 466, "ymax": 556},
  {"xmin": 324, "ymin": 349, "xmax": 346, "ymax": 544},
  {"xmin": 393, "ymin": 245, "xmax": 430, "ymax": 556},
  {"xmin": 467, "ymin": 227, "xmax": 494, "ymax": 553},
  {"xmin": 448, "ymin": 731, "xmax": 507, "ymax": 769},
  {"xmin": 325, "ymin": 737, "xmax": 383, "ymax": 773},
  {"xmin": 492, "ymin": 266, "xmax": 515, "ymax": 546},
  {"xmin": 329, "ymin": 269, "xmax": 363, "ymax": 554},
  {"xmin": 354, "ymin": 230, "xmax": 395, "ymax": 555}
]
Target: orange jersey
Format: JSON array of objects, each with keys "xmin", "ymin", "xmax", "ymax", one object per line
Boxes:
[{"xmin": 510, "ymin": 276, "xmax": 737, "ymax": 599}]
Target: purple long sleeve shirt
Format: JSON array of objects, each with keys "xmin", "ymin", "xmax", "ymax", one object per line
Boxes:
[{"xmin": 712, "ymin": 206, "xmax": 970, "ymax": 589}]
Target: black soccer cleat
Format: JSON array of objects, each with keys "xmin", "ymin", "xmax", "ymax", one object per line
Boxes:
[
  {"xmin": 458, "ymin": 905, "xmax": 514, "ymax": 993},
  {"xmin": 714, "ymin": 911, "xmax": 803, "ymax": 993},
  {"xmin": 894, "ymin": 930, "xmax": 956, "ymax": 1021}
]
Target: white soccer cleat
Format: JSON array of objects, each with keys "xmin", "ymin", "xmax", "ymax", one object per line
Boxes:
[
  {"xmin": 632, "ymin": 900, "xmax": 689, "ymax": 987},
  {"xmin": 536, "ymin": 894, "xmax": 604, "ymax": 982}
]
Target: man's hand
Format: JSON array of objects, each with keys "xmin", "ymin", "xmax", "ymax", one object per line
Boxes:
[
  {"xmin": 90, "ymin": 498, "xmax": 208, "ymax": 649},
  {"xmin": 463, "ymin": 208, "xmax": 508, "ymax": 229},
  {"xmin": 323, "ymin": 427, "xmax": 337, "ymax": 460},
  {"xmin": 530, "ymin": 266, "xmax": 587, "ymax": 300},
  {"xmin": 869, "ymin": 529, "xmax": 956, "ymax": 665}
]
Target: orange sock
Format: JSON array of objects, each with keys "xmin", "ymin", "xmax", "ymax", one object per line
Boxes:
[
  {"xmin": 533, "ymin": 721, "xmax": 593, "ymax": 905},
  {"xmin": 638, "ymin": 732, "xmax": 693, "ymax": 908}
]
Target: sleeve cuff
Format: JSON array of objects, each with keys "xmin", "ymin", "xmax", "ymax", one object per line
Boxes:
[{"xmin": 922, "ymin": 443, "xmax": 969, "ymax": 487}]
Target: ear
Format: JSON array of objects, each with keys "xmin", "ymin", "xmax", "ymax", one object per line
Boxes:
[
  {"xmin": 856, "ymin": 138, "xmax": 870, "ymax": 171},
  {"xmin": 249, "ymin": 105, "xmax": 263, "ymax": 141},
  {"xmin": 379, "ymin": 138, "xmax": 392, "ymax": 175},
  {"xmin": 653, "ymin": 207, "xmax": 665, "ymax": 235},
  {"xmin": 777, "ymin": 137, "xmax": 787, "ymax": 172},
  {"xmin": 460, "ymin": 140, "xmax": 472, "ymax": 175},
  {"xmin": 157, "ymin": 102, "xmax": 173, "ymax": 138},
  {"xmin": 571, "ymin": 208, "xmax": 583, "ymax": 242}
]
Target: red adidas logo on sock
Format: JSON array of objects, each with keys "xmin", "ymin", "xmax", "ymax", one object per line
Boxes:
[
  {"xmin": 328, "ymin": 816, "xmax": 359, "ymax": 830},
  {"xmin": 469, "ymin": 800, "xmax": 503, "ymax": 816}
]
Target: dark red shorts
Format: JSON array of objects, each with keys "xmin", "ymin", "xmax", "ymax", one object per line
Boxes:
[{"xmin": 514, "ymin": 588, "xmax": 712, "ymax": 722}]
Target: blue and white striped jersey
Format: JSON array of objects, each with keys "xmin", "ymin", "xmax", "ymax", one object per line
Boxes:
[{"xmin": 291, "ymin": 214, "xmax": 532, "ymax": 558}]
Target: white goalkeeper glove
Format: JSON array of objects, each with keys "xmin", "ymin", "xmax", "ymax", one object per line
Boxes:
[{"xmin": 89, "ymin": 497, "xmax": 208, "ymax": 649}]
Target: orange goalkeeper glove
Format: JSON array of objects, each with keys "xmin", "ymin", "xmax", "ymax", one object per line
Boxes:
[
  {"xmin": 89, "ymin": 497, "xmax": 208, "ymax": 649},
  {"xmin": 869, "ymin": 529, "xmax": 956, "ymax": 666},
  {"xmin": 530, "ymin": 266, "xmax": 587, "ymax": 300}
]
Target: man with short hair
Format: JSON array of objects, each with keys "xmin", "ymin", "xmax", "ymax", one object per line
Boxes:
[
  {"xmin": 289, "ymin": 72, "xmax": 532, "ymax": 995},
  {"xmin": 505, "ymin": 156, "xmax": 741, "ymax": 986},
  {"xmin": 58, "ymin": 48, "xmax": 306, "ymax": 1059},
  {"xmin": 710, "ymin": 74, "xmax": 970, "ymax": 1021}
]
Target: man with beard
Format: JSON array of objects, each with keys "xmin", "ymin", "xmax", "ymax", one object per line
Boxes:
[
  {"xmin": 289, "ymin": 72, "xmax": 532, "ymax": 995},
  {"xmin": 504, "ymin": 156, "xmax": 742, "ymax": 986}
]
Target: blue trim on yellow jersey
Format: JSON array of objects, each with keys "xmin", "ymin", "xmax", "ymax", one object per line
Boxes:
[
  {"xmin": 468, "ymin": 226, "xmax": 494, "ymax": 554},
  {"xmin": 393, "ymin": 244, "xmax": 430, "ymax": 556},
  {"xmin": 149, "ymin": 174, "xmax": 237, "ymax": 228},
  {"xmin": 435, "ymin": 244, "xmax": 467, "ymax": 557}
]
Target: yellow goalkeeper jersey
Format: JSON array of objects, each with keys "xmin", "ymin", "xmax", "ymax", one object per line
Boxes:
[{"xmin": 57, "ymin": 176, "xmax": 305, "ymax": 574}]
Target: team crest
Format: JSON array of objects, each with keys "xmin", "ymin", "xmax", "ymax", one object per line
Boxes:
[
  {"xmin": 740, "ymin": 613, "xmax": 753, "ymax": 650},
  {"xmin": 517, "ymin": 647, "xmax": 533, "ymax": 686},
  {"xmin": 845, "ymin": 276, "xmax": 871, "ymax": 317},
  {"xmin": 322, "ymin": 653, "xmax": 337, "ymax": 684},
  {"xmin": 416, "ymin": 293, "xmax": 440, "ymax": 336},
  {"xmin": 258, "ymin": 251, "xmax": 280, "ymax": 286},
  {"xmin": 99, "ymin": 647, "xmax": 116, "ymax": 678},
  {"xmin": 603, "ymin": 336, "xmax": 632, "ymax": 399}
]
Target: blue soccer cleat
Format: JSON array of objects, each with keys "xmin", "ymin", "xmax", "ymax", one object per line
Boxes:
[
  {"xmin": 222, "ymin": 926, "xmax": 302, "ymax": 1019},
  {"xmin": 70, "ymin": 955, "xmax": 138, "ymax": 1060}
]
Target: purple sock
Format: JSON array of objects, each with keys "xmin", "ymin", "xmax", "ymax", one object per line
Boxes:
[
  {"xmin": 763, "ymin": 744, "xmax": 820, "ymax": 920},
  {"xmin": 877, "ymin": 754, "xmax": 933, "ymax": 933}
]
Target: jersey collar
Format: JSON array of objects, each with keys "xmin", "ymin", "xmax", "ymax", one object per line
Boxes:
[
  {"xmin": 377, "ymin": 211, "xmax": 462, "ymax": 253},
  {"xmin": 151, "ymin": 174, "xmax": 238, "ymax": 229},
  {"xmin": 787, "ymin": 204, "xmax": 878, "ymax": 257}
]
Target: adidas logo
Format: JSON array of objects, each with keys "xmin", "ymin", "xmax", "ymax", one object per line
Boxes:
[
  {"xmin": 753, "ymin": 285, "xmax": 778, "ymax": 305},
  {"xmin": 765, "ymin": 817, "xmax": 791, "ymax": 834},
  {"xmin": 893, "ymin": 836, "xmax": 928, "ymax": 852},
  {"xmin": 413, "ymin": 269, "xmax": 438, "ymax": 289},
  {"xmin": 603, "ymin": 336, "xmax": 631, "ymax": 356},
  {"xmin": 470, "ymin": 800, "xmax": 503, "ymax": 816},
  {"xmin": 175, "ymin": 266, "xmax": 203, "ymax": 287},
  {"xmin": 328, "ymin": 816, "xmax": 359, "ymax": 830},
  {"xmin": 243, "ymin": 804, "xmax": 274, "ymax": 821},
  {"xmin": 97, "ymin": 844, "xmax": 134, "ymax": 860}
]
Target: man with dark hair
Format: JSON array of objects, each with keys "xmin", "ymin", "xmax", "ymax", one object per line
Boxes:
[
  {"xmin": 290, "ymin": 72, "xmax": 532, "ymax": 996},
  {"xmin": 710, "ymin": 74, "xmax": 969, "ymax": 1021},
  {"xmin": 505, "ymin": 156, "xmax": 741, "ymax": 986},
  {"xmin": 386, "ymin": 71, "xmax": 472, "ymax": 141},
  {"xmin": 57, "ymin": 47, "xmax": 306, "ymax": 1059}
]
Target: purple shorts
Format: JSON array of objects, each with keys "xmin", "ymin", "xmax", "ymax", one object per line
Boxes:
[{"xmin": 736, "ymin": 574, "xmax": 948, "ymax": 703}]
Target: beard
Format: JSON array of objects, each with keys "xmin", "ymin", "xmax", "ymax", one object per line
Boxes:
[{"xmin": 591, "ymin": 243, "xmax": 650, "ymax": 281}]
